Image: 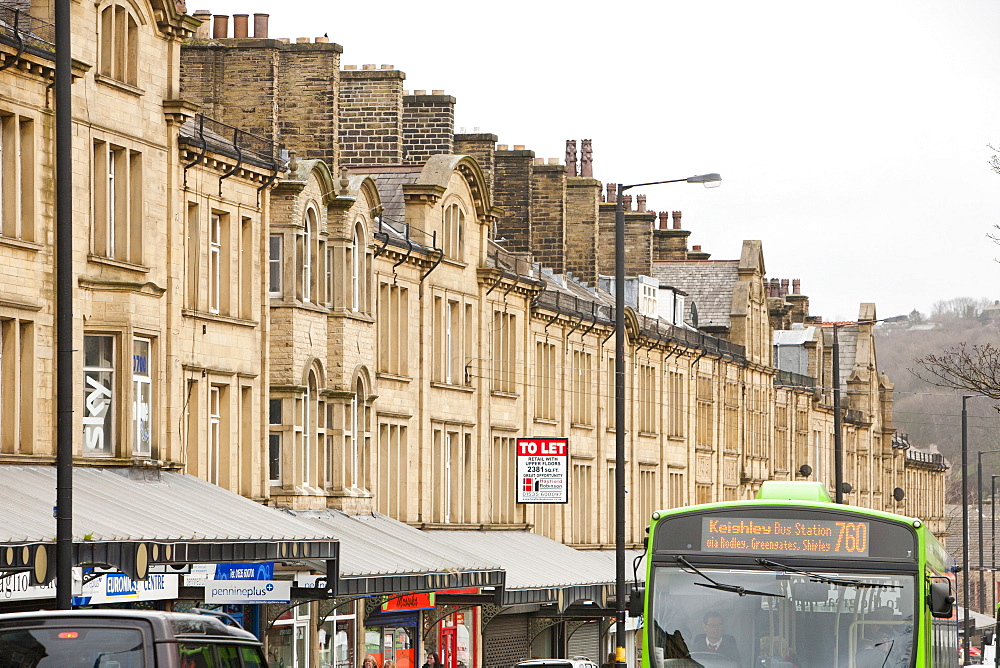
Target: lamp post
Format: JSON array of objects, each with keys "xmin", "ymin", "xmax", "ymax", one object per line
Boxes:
[
  {"xmin": 977, "ymin": 449, "xmax": 1000, "ymax": 612},
  {"xmin": 613, "ymin": 173, "xmax": 720, "ymax": 667},
  {"xmin": 962, "ymin": 394, "xmax": 985, "ymax": 663},
  {"xmin": 993, "ymin": 474, "xmax": 999, "ymax": 611}
]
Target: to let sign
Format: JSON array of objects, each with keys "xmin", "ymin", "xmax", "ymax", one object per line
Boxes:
[{"xmin": 516, "ymin": 437, "xmax": 568, "ymax": 504}]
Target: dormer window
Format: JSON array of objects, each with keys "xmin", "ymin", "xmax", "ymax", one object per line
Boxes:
[
  {"xmin": 99, "ymin": 3, "xmax": 139, "ymax": 87},
  {"xmin": 442, "ymin": 203, "xmax": 465, "ymax": 261}
]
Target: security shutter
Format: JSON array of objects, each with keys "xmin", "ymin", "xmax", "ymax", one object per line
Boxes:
[
  {"xmin": 566, "ymin": 621, "xmax": 600, "ymax": 663},
  {"xmin": 484, "ymin": 613, "xmax": 529, "ymax": 668}
]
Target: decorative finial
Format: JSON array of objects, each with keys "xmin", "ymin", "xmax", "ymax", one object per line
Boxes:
[
  {"xmin": 339, "ymin": 166, "xmax": 351, "ymax": 196},
  {"xmin": 287, "ymin": 150, "xmax": 298, "ymax": 173}
]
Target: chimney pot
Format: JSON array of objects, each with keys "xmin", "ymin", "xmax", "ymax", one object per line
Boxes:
[
  {"xmin": 252, "ymin": 13, "xmax": 268, "ymax": 38},
  {"xmin": 431, "ymin": 89, "xmax": 444, "ymax": 94},
  {"xmin": 547, "ymin": 158, "xmax": 559, "ymax": 165},
  {"xmin": 497, "ymin": 144, "xmax": 509, "ymax": 151},
  {"xmin": 193, "ymin": 9, "xmax": 211, "ymax": 38},
  {"xmin": 606, "ymin": 183, "xmax": 616, "ymax": 203},
  {"xmin": 277, "ymin": 37, "xmax": 290, "ymax": 43},
  {"xmin": 383, "ymin": 65, "xmax": 396, "ymax": 70},
  {"xmin": 532, "ymin": 158, "xmax": 545, "ymax": 166},
  {"xmin": 637, "ymin": 194, "xmax": 647, "ymax": 212},
  {"xmin": 296, "ymin": 37, "xmax": 311, "ymax": 43},
  {"xmin": 692, "ymin": 245, "xmax": 702, "ymax": 252},
  {"xmin": 413, "ymin": 89, "xmax": 426, "ymax": 95},
  {"xmin": 232, "ymin": 13, "xmax": 248, "ymax": 38},
  {"xmin": 580, "ymin": 138, "xmax": 593, "ymax": 177},
  {"xmin": 672, "ymin": 211, "xmax": 682, "ymax": 229},
  {"xmin": 513, "ymin": 145, "xmax": 525, "ymax": 150},
  {"xmin": 362, "ymin": 64, "xmax": 376, "ymax": 70},
  {"xmin": 623, "ymin": 194, "xmax": 632, "ymax": 212},
  {"xmin": 658, "ymin": 212, "xmax": 670, "ymax": 229},
  {"xmin": 780, "ymin": 279, "xmax": 790, "ymax": 297},
  {"xmin": 343, "ymin": 64, "xmax": 357, "ymax": 70},
  {"xmin": 316, "ymin": 36, "xmax": 330, "ymax": 43},
  {"xmin": 792, "ymin": 279, "xmax": 801, "ymax": 295},
  {"xmin": 212, "ymin": 14, "xmax": 228, "ymax": 39}
]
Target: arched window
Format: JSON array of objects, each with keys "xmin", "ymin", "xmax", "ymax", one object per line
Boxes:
[
  {"xmin": 443, "ymin": 203, "xmax": 465, "ymax": 260},
  {"xmin": 351, "ymin": 224, "xmax": 362, "ymax": 312},
  {"xmin": 99, "ymin": 3, "xmax": 139, "ymax": 86},
  {"xmin": 302, "ymin": 370, "xmax": 317, "ymax": 486},
  {"xmin": 302, "ymin": 207, "xmax": 317, "ymax": 303}
]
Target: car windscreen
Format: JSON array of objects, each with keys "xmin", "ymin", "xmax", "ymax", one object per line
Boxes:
[{"xmin": 0, "ymin": 625, "xmax": 146, "ymax": 667}]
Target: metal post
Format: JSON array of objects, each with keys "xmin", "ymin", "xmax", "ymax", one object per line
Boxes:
[
  {"xmin": 54, "ymin": 0, "xmax": 74, "ymax": 609},
  {"xmin": 614, "ymin": 184, "xmax": 627, "ymax": 668},
  {"xmin": 982, "ymin": 451, "xmax": 987, "ymax": 613},
  {"xmin": 963, "ymin": 395, "xmax": 973, "ymax": 663},
  {"xmin": 993, "ymin": 475, "xmax": 999, "ymax": 612},
  {"xmin": 832, "ymin": 325, "xmax": 843, "ymax": 503}
]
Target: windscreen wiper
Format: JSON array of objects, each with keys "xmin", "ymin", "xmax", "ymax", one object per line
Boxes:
[
  {"xmin": 756, "ymin": 558, "xmax": 902, "ymax": 589},
  {"xmin": 676, "ymin": 557, "xmax": 784, "ymax": 598}
]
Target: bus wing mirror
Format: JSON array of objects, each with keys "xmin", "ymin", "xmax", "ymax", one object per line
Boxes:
[
  {"xmin": 929, "ymin": 581, "xmax": 955, "ymax": 618},
  {"xmin": 628, "ymin": 587, "xmax": 644, "ymax": 617}
]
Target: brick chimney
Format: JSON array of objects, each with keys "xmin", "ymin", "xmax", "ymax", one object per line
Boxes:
[
  {"xmin": 565, "ymin": 140, "xmax": 578, "ymax": 177},
  {"xmin": 653, "ymin": 210, "xmax": 691, "ymax": 261},
  {"xmin": 580, "ymin": 139, "xmax": 593, "ymax": 177},
  {"xmin": 403, "ymin": 89, "xmax": 456, "ymax": 163}
]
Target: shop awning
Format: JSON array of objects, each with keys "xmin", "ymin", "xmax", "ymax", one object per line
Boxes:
[
  {"xmin": 0, "ymin": 465, "xmax": 338, "ymax": 584},
  {"xmin": 286, "ymin": 510, "xmax": 505, "ymax": 598},
  {"xmin": 424, "ymin": 529, "xmax": 643, "ymax": 612}
]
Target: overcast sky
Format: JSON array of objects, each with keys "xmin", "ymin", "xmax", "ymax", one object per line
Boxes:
[{"xmin": 200, "ymin": 0, "xmax": 1000, "ymax": 321}]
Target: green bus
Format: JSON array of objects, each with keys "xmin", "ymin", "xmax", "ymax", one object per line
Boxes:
[{"xmin": 635, "ymin": 481, "xmax": 957, "ymax": 668}]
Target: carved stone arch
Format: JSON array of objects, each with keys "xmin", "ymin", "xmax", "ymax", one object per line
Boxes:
[
  {"xmin": 417, "ymin": 155, "xmax": 493, "ymax": 221},
  {"xmin": 300, "ymin": 357, "xmax": 326, "ymax": 388},
  {"xmin": 107, "ymin": 0, "xmax": 150, "ymax": 26},
  {"xmin": 348, "ymin": 363, "xmax": 376, "ymax": 402}
]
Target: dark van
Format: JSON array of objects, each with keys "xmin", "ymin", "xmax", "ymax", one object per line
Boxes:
[{"xmin": 0, "ymin": 609, "xmax": 265, "ymax": 667}]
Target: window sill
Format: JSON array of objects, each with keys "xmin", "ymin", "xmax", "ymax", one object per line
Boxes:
[
  {"xmin": 181, "ymin": 308, "xmax": 259, "ymax": 328},
  {"xmin": 95, "ymin": 73, "xmax": 144, "ymax": 96},
  {"xmin": 377, "ymin": 372, "xmax": 412, "ymax": 383},
  {"xmin": 638, "ymin": 431, "xmax": 659, "ymax": 439},
  {"xmin": 430, "ymin": 381, "xmax": 474, "ymax": 393},
  {"xmin": 270, "ymin": 300, "xmax": 330, "ymax": 314},
  {"xmin": 88, "ymin": 254, "xmax": 150, "ymax": 273},
  {"xmin": 570, "ymin": 422, "xmax": 594, "ymax": 431},
  {"xmin": 329, "ymin": 307, "xmax": 375, "ymax": 323},
  {"xmin": 490, "ymin": 390, "xmax": 519, "ymax": 399},
  {"xmin": 440, "ymin": 256, "xmax": 468, "ymax": 269},
  {"xmin": 666, "ymin": 435, "xmax": 686, "ymax": 442},
  {"xmin": 0, "ymin": 236, "xmax": 42, "ymax": 252},
  {"xmin": 533, "ymin": 417, "xmax": 558, "ymax": 425},
  {"xmin": 695, "ymin": 446, "xmax": 714, "ymax": 453}
]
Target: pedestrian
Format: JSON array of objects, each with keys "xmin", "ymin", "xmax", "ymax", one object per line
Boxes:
[{"xmin": 423, "ymin": 651, "xmax": 443, "ymax": 668}]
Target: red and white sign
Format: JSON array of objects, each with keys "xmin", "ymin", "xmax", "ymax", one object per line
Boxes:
[{"xmin": 516, "ymin": 437, "xmax": 569, "ymax": 503}]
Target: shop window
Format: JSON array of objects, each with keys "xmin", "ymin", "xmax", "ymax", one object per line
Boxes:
[
  {"xmin": 534, "ymin": 341, "xmax": 556, "ymax": 420},
  {"xmin": 93, "ymin": 139, "xmax": 143, "ymax": 265},
  {"xmin": 320, "ymin": 601, "xmax": 355, "ymax": 668},
  {"xmin": 0, "ymin": 111, "xmax": 35, "ymax": 241},
  {"xmin": 269, "ymin": 234, "xmax": 282, "ymax": 297},
  {"xmin": 83, "ymin": 334, "xmax": 115, "ymax": 456},
  {"xmin": 0, "ymin": 318, "xmax": 34, "ymax": 455},
  {"xmin": 379, "ymin": 283, "xmax": 409, "ymax": 376},
  {"xmin": 131, "ymin": 337, "xmax": 152, "ymax": 457},
  {"xmin": 491, "ymin": 311, "xmax": 516, "ymax": 394},
  {"xmin": 99, "ymin": 2, "xmax": 139, "ymax": 87},
  {"xmin": 571, "ymin": 350, "xmax": 592, "ymax": 425},
  {"xmin": 268, "ymin": 398, "xmax": 282, "ymax": 485}
]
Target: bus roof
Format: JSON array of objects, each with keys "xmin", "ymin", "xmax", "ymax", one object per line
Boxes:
[{"xmin": 756, "ymin": 481, "xmax": 832, "ymax": 502}]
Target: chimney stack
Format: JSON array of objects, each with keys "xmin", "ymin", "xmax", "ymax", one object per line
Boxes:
[
  {"xmin": 637, "ymin": 194, "xmax": 647, "ymax": 212},
  {"xmin": 792, "ymin": 279, "xmax": 801, "ymax": 295},
  {"xmin": 606, "ymin": 183, "xmax": 616, "ymax": 203},
  {"xmin": 253, "ymin": 13, "xmax": 269, "ymax": 38},
  {"xmin": 672, "ymin": 211, "xmax": 682, "ymax": 230},
  {"xmin": 233, "ymin": 14, "xmax": 249, "ymax": 38},
  {"xmin": 212, "ymin": 14, "xmax": 228, "ymax": 38},
  {"xmin": 580, "ymin": 139, "xmax": 593, "ymax": 177},
  {"xmin": 623, "ymin": 194, "xmax": 632, "ymax": 212},
  {"xmin": 781, "ymin": 279, "xmax": 790, "ymax": 296},
  {"xmin": 193, "ymin": 9, "xmax": 211, "ymax": 38},
  {"xmin": 565, "ymin": 140, "xmax": 578, "ymax": 177},
  {"xmin": 658, "ymin": 212, "xmax": 670, "ymax": 229}
]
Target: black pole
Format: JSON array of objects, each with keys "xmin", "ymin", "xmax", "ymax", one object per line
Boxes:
[
  {"xmin": 832, "ymin": 325, "xmax": 843, "ymax": 503},
  {"xmin": 614, "ymin": 184, "xmax": 627, "ymax": 668},
  {"xmin": 54, "ymin": 0, "xmax": 74, "ymax": 609},
  {"xmin": 981, "ymin": 450, "xmax": 987, "ymax": 613},
  {"xmin": 993, "ymin": 475, "xmax": 999, "ymax": 612},
  {"xmin": 963, "ymin": 395, "xmax": 972, "ymax": 662}
]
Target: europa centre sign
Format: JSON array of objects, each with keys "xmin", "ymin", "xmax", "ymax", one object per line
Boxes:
[{"xmin": 515, "ymin": 437, "xmax": 568, "ymax": 504}]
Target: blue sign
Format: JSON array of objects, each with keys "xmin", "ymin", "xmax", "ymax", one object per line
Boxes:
[{"xmin": 214, "ymin": 563, "xmax": 274, "ymax": 580}]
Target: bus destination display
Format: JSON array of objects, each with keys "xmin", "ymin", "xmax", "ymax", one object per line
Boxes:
[{"xmin": 701, "ymin": 517, "xmax": 870, "ymax": 557}]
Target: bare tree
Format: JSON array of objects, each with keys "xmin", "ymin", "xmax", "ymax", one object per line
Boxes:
[{"xmin": 913, "ymin": 342, "xmax": 1000, "ymax": 400}]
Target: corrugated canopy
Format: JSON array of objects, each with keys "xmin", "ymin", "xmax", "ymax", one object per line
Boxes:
[{"xmin": 288, "ymin": 510, "xmax": 505, "ymax": 597}]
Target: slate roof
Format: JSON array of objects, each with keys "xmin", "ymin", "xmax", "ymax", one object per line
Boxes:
[{"xmin": 651, "ymin": 261, "xmax": 740, "ymax": 330}]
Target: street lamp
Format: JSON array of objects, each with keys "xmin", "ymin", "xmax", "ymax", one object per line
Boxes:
[
  {"xmin": 977, "ymin": 449, "xmax": 1000, "ymax": 612},
  {"xmin": 613, "ymin": 173, "xmax": 721, "ymax": 667}
]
